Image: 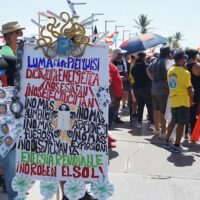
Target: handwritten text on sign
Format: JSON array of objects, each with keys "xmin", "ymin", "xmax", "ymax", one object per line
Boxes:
[{"xmin": 16, "ymin": 44, "xmax": 109, "ymax": 181}]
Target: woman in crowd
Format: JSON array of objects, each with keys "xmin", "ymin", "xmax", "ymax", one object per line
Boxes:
[{"xmin": 131, "ymin": 52, "xmax": 153, "ymax": 129}]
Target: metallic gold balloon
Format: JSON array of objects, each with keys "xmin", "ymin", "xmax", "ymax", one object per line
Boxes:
[{"xmin": 35, "ymin": 11, "xmax": 91, "ymax": 59}]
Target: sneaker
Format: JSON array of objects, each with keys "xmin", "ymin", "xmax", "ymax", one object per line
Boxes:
[
  {"xmin": 181, "ymin": 140, "xmax": 190, "ymax": 147},
  {"xmin": 79, "ymin": 192, "xmax": 97, "ymax": 200},
  {"xmin": 137, "ymin": 123, "xmax": 142, "ymax": 129},
  {"xmin": 159, "ymin": 133, "xmax": 166, "ymax": 139},
  {"xmin": 121, "ymin": 106, "xmax": 129, "ymax": 113},
  {"xmin": 149, "ymin": 124, "xmax": 154, "ymax": 130},
  {"xmin": 163, "ymin": 142, "xmax": 173, "ymax": 149},
  {"xmin": 170, "ymin": 145, "xmax": 188, "ymax": 153},
  {"xmin": 114, "ymin": 117, "xmax": 124, "ymax": 124}
]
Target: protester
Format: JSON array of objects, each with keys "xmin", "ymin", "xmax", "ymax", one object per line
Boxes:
[
  {"xmin": 111, "ymin": 48, "xmax": 127, "ymax": 123},
  {"xmin": 107, "ymin": 61, "xmax": 124, "ymax": 148},
  {"xmin": 129, "ymin": 54, "xmax": 137, "ymax": 119},
  {"xmin": 146, "ymin": 46, "xmax": 171, "ymax": 138},
  {"xmin": 185, "ymin": 49, "xmax": 200, "ymax": 139},
  {"xmin": 108, "ymin": 62, "xmax": 123, "ymax": 129},
  {"xmin": 121, "ymin": 54, "xmax": 131, "ymax": 113},
  {"xmin": 164, "ymin": 51, "xmax": 194, "ymax": 153},
  {"xmin": 0, "ymin": 21, "xmax": 25, "ymax": 200},
  {"xmin": 131, "ymin": 52, "xmax": 153, "ymax": 129}
]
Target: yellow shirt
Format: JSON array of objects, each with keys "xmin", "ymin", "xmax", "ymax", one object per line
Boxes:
[
  {"xmin": 167, "ymin": 66, "xmax": 191, "ymax": 108},
  {"xmin": 129, "ymin": 63, "xmax": 135, "ymax": 84}
]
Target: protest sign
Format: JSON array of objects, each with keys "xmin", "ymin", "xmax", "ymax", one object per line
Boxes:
[
  {"xmin": 0, "ymin": 86, "xmax": 22, "ymax": 158},
  {"xmin": 16, "ymin": 43, "xmax": 110, "ymax": 182},
  {"xmin": 12, "ymin": 11, "xmax": 114, "ymax": 199}
]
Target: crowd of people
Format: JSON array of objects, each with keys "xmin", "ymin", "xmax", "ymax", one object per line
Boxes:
[
  {"xmin": 109, "ymin": 46, "xmax": 200, "ymax": 153},
  {"xmin": 0, "ymin": 19, "xmax": 200, "ymax": 200}
]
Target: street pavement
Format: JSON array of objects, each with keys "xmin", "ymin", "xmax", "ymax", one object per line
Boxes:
[{"xmin": 1, "ymin": 111, "xmax": 200, "ymax": 200}]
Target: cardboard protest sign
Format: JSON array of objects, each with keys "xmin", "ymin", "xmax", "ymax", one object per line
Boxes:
[
  {"xmin": 16, "ymin": 43, "xmax": 110, "ymax": 182},
  {"xmin": 12, "ymin": 10, "xmax": 114, "ymax": 199}
]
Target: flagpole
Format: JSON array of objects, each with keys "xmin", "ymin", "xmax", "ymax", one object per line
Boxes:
[
  {"xmin": 123, "ymin": 30, "xmax": 131, "ymax": 42},
  {"xmin": 91, "ymin": 13, "xmax": 104, "ymax": 34},
  {"xmin": 105, "ymin": 20, "xmax": 115, "ymax": 38},
  {"xmin": 66, "ymin": 1, "xmax": 86, "ymax": 16},
  {"xmin": 38, "ymin": 13, "xmax": 41, "ymax": 37},
  {"xmin": 37, "ymin": 12, "xmax": 48, "ymax": 38},
  {"xmin": 115, "ymin": 25, "xmax": 124, "ymax": 47}
]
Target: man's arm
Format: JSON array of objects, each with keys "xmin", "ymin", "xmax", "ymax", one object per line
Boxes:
[{"xmin": 187, "ymin": 86, "xmax": 194, "ymax": 106}]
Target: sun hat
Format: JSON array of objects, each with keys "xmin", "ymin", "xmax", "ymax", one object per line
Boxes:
[{"xmin": 1, "ymin": 21, "xmax": 25, "ymax": 34}]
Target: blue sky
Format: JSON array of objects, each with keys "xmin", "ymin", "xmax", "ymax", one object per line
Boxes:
[{"xmin": 1, "ymin": 0, "xmax": 200, "ymax": 48}]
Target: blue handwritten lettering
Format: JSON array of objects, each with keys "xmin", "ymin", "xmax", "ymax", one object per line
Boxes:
[{"xmin": 27, "ymin": 56, "xmax": 100, "ymax": 72}]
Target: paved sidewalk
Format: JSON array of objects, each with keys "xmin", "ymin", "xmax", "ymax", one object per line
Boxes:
[{"xmin": 1, "ymin": 113, "xmax": 200, "ymax": 200}]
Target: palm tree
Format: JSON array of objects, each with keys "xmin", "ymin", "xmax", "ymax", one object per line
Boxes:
[
  {"xmin": 134, "ymin": 14, "xmax": 153, "ymax": 34},
  {"xmin": 172, "ymin": 32, "xmax": 183, "ymax": 49},
  {"xmin": 167, "ymin": 36, "xmax": 174, "ymax": 47},
  {"xmin": 174, "ymin": 32, "xmax": 183, "ymax": 42}
]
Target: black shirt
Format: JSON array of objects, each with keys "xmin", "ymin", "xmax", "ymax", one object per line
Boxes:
[
  {"xmin": 132, "ymin": 62, "xmax": 151, "ymax": 90},
  {"xmin": 187, "ymin": 62, "xmax": 200, "ymax": 102},
  {"xmin": 112, "ymin": 59, "xmax": 126, "ymax": 76}
]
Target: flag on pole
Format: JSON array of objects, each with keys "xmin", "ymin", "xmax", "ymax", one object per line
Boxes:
[
  {"xmin": 66, "ymin": 0, "xmax": 77, "ymax": 16},
  {"xmin": 92, "ymin": 25, "xmax": 98, "ymax": 43},
  {"xmin": 105, "ymin": 32, "xmax": 119, "ymax": 46}
]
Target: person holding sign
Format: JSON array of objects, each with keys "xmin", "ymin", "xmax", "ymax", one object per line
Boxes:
[{"xmin": 0, "ymin": 21, "xmax": 25, "ymax": 200}]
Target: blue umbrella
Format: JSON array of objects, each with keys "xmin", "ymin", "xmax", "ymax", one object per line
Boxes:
[{"xmin": 120, "ymin": 34, "xmax": 167, "ymax": 55}]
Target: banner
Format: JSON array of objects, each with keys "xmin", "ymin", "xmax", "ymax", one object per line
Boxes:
[{"xmin": 16, "ymin": 43, "xmax": 110, "ymax": 182}]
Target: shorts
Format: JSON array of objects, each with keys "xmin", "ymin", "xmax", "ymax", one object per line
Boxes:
[
  {"xmin": 152, "ymin": 94, "xmax": 168, "ymax": 113},
  {"xmin": 171, "ymin": 106, "xmax": 190, "ymax": 125},
  {"xmin": 123, "ymin": 80, "xmax": 130, "ymax": 91}
]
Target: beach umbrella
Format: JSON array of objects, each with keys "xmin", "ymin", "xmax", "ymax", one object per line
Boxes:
[{"xmin": 120, "ymin": 33, "xmax": 167, "ymax": 54}]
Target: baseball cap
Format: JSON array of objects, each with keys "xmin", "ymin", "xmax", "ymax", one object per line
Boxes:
[
  {"xmin": 185, "ymin": 49, "xmax": 199, "ymax": 59},
  {"xmin": 112, "ymin": 48, "xmax": 127, "ymax": 60},
  {"xmin": 174, "ymin": 50, "xmax": 188, "ymax": 61}
]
